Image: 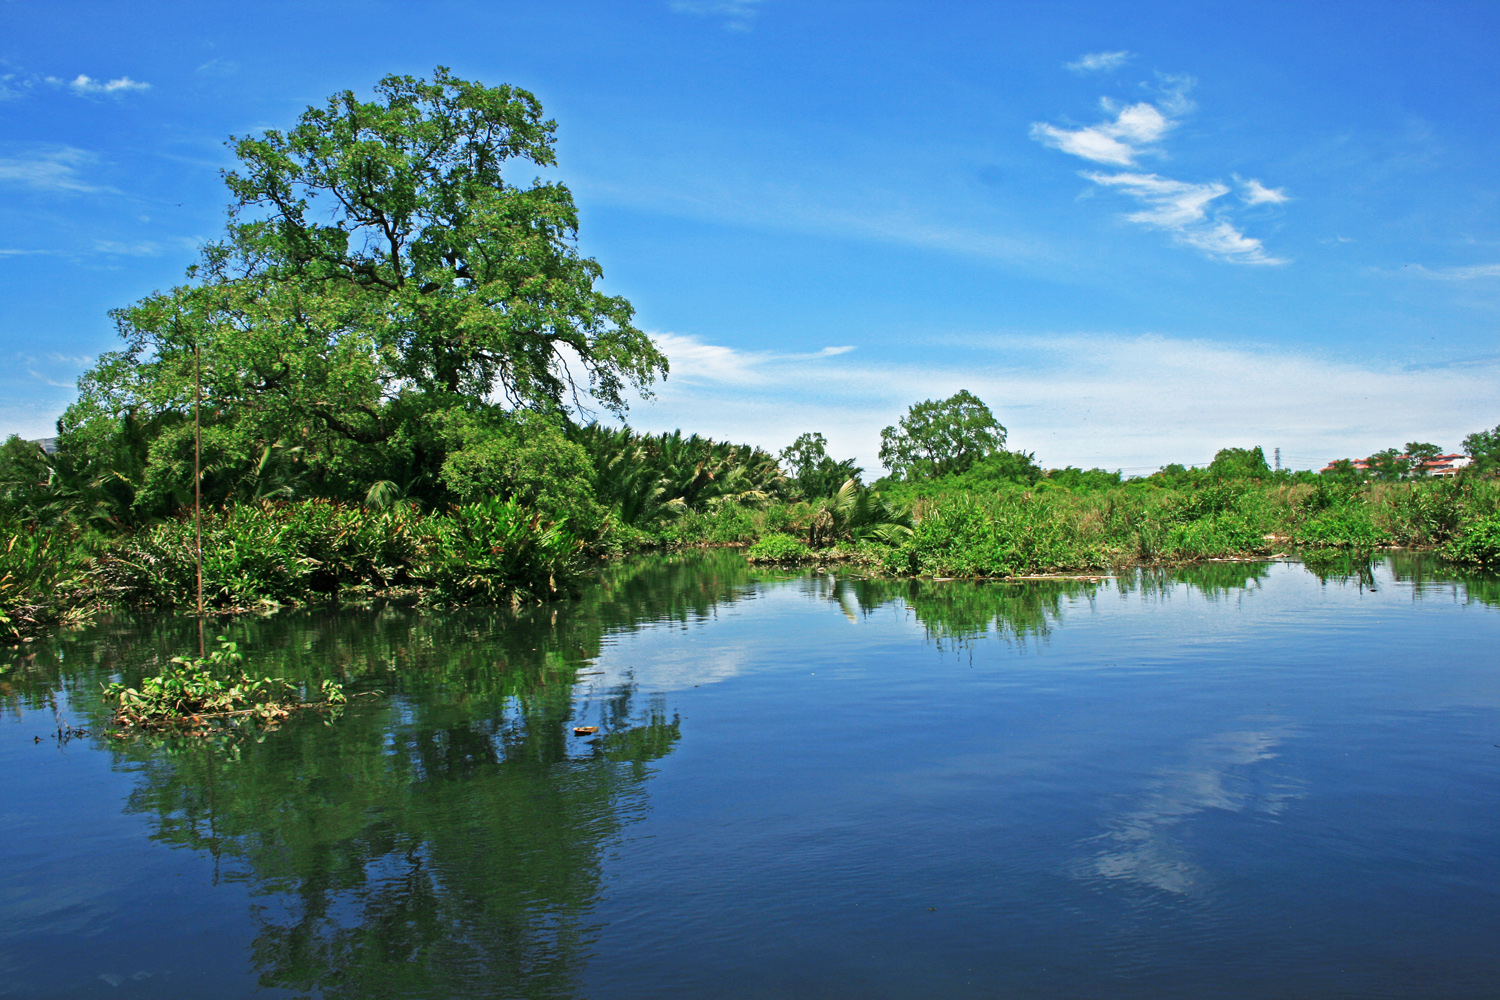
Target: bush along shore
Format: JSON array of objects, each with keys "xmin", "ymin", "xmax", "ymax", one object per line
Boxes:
[
  {"xmin": 6, "ymin": 452, "xmax": 1500, "ymax": 645},
  {"xmin": 4, "ymin": 69, "xmax": 1500, "ymax": 643}
]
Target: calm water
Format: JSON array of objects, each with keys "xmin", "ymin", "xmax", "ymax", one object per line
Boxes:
[{"xmin": 2, "ymin": 551, "xmax": 1498, "ymax": 999}]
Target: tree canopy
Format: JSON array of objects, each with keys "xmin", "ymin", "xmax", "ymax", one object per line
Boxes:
[
  {"xmin": 1463, "ymin": 425, "xmax": 1500, "ymax": 473},
  {"xmin": 878, "ymin": 391, "xmax": 1006, "ymax": 480},
  {"xmin": 779, "ymin": 432, "xmax": 862, "ymax": 498},
  {"xmin": 61, "ymin": 68, "xmax": 669, "ymax": 519}
]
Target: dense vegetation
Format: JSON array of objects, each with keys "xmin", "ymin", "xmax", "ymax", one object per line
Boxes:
[{"xmin": 3, "ymin": 68, "xmax": 1499, "ymax": 645}]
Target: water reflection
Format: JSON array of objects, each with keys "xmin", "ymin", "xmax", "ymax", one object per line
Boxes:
[{"xmin": 1079, "ymin": 726, "xmax": 1301, "ymax": 896}]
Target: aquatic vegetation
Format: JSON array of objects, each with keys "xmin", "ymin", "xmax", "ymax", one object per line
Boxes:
[{"xmin": 103, "ymin": 636, "xmax": 346, "ymax": 732}]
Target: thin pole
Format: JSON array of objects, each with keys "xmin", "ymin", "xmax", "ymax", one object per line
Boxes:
[{"xmin": 194, "ymin": 339, "xmax": 205, "ymax": 658}]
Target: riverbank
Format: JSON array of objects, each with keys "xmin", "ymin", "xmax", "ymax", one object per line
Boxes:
[{"xmin": 8, "ymin": 476, "xmax": 1497, "ymax": 645}]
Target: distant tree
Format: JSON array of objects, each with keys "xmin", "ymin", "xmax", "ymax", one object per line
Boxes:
[
  {"xmin": 1404, "ymin": 441, "xmax": 1443, "ymax": 475},
  {"xmin": 1207, "ymin": 446, "xmax": 1271, "ymax": 480},
  {"xmin": 1462, "ymin": 425, "xmax": 1500, "ymax": 473},
  {"xmin": 1319, "ymin": 458, "xmax": 1365, "ymax": 483},
  {"xmin": 878, "ymin": 390, "xmax": 1006, "ymax": 480},
  {"xmin": 1364, "ymin": 448, "xmax": 1412, "ymax": 481},
  {"xmin": 778, "ymin": 432, "xmax": 862, "ymax": 498}
]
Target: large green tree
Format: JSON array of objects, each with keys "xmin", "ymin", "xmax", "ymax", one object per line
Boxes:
[
  {"xmin": 66, "ymin": 68, "xmax": 667, "ymax": 515},
  {"xmin": 1462, "ymin": 425, "xmax": 1500, "ymax": 473},
  {"xmin": 878, "ymin": 390, "xmax": 1006, "ymax": 480}
]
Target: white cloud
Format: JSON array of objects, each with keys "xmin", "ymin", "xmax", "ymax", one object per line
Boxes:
[
  {"xmin": 1033, "ymin": 73, "xmax": 1287, "ymax": 265},
  {"xmin": 0, "ymin": 148, "xmax": 112, "ymax": 194},
  {"xmin": 1066, "ymin": 51, "xmax": 1133, "ymax": 74},
  {"xmin": 49, "ymin": 74, "xmax": 150, "ymax": 96},
  {"xmin": 1030, "ymin": 101, "xmax": 1175, "ymax": 166},
  {"xmin": 1082, "ymin": 171, "xmax": 1285, "ymax": 264},
  {"xmin": 1084, "ymin": 171, "xmax": 1227, "ymax": 226},
  {"xmin": 617, "ymin": 330, "xmax": 1498, "ymax": 475},
  {"xmin": 668, "ymin": 0, "xmax": 764, "ymax": 30},
  {"xmin": 1236, "ymin": 175, "xmax": 1289, "ymax": 205},
  {"xmin": 650, "ymin": 332, "xmax": 855, "ymax": 387},
  {"xmin": 27, "ymin": 369, "xmax": 75, "ymax": 389}
]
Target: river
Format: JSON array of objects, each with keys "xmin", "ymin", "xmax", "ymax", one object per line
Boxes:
[{"xmin": 2, "ymin": 550, "xmax": 1498, "ymax": 999}]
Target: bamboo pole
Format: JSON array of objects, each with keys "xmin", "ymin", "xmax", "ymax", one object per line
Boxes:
[{"xmin": 194, "ymin": 340, "xmax": 205, "ymax": 659}]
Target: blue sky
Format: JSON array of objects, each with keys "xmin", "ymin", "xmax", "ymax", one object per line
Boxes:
[{"xmin": 2, "ymin": 0, "xmax": 1497, "ymax": 473}]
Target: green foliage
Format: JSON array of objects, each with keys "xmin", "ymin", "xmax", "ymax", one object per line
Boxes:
[
  {"xmin": 1319, "ymin": 458, "xmax": 1366, "ymax": 484},
  {"xmin": 218, "ymin": 66, "xmax": 666, "ymax": 411},
  {"xmin": 103, "ymin": 636, "xmax": 347, "ymax": 730},
  {"xmin": 1442, "ymin": 512, "xmax": 1500, "ymax": 567},
  {"xmin": 879, "ymin": 390, "xmax": 1006, "ymax": 480},
  {"xmin": 66, "ymin": 67, "xmax": 667, "ymax": 523},
  {"xmin": 425, "ymin": 497, "xmax": 583, "ymax": 605},
  {"xmin": 96, "ymin": 498, "xmax": 580, "ymax": 610},
  {"xmin": 778, "ymin": 432, "xmax": 862, "ymax": 498},
  {"xmin": 1, "ymin": 522, "xmax": 94, "ymax": 644},
  {"xmin": 1365, "ymin": 447, "xmax": 1414, "ymax": 482},
  {"xmin": 1463, "ymin": 424, "xmax": 1500, "ymax": 474},
  {"xmin": 1041, "ymin": 466, "xmax": 1123, "ymax": 491},
  {"xmin": 1292, "ymin": 508, "xmax": 1392, "ymax": 548},
  {"xmin": 570, "ymin": 423, "xmax": 786, "ymax": 530},
  {"xmin": 807, "ymin": 478, "xmax": 912, "ymax": 548},
  {"xmin": 746, "ymin": 533, "xmax": 814, "ymax": 563},
  {"xmin": 434, "ymin": 407, "xmax": 604, "ymax": 537},
  {"xmin": 1207, "ymin": 446, "xmax": 1271, "ymax": 480},
  {"xmin": 885, "ymin": 491, "xmax": 1106, "ymax": 578}
]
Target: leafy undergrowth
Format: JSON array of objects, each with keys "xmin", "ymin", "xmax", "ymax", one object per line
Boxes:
[
  {"xmin": 103, "ymin": 637, "xmax": 348, "ymax": 734},
  {"xmin": 93, "ymin": 496, "xmax": 582, "ymax": 613},
  {"xmin": 746, "ymin": 533, "xmax": 813, "ymax": 564},
  {"xmin": 1442, "ymin": 511, "xmax": 1500, "ymax": 568}
]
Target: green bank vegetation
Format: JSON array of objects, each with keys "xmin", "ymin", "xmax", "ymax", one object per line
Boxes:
[{"xmin": 4, "ymin": 68, "xmax": 1500, "ymax": 644}]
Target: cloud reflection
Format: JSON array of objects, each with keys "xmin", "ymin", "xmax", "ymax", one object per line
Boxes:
[{"xmin": 1077, "ymin": 727, "xmax": 1301, "ymax": 895}]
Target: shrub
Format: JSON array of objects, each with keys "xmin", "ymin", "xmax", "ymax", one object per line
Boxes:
[
  {"xmin": 1442, "ymin": 511, "xmax": 1500, "ymax": 568},
  {"xmin": 746, "ymin": 533, "xmax": 813, "ymax": 564}
]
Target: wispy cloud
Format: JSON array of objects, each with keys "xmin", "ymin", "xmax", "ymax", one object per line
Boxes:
[
  {"xmin": 1404, "ymin": 263, "xmax": 1500, "ymax": 280},
  {"xmin": 26, "ymin": 369, "xmax": 75, "ymax": 389},
  {"xmin": 195, "ymin": 59, "xmax": 238, "ymax": 77},
  {"xmin": 47, "ymin": 73, "xmax": 150, "ymax": 96},
  {"xmin": 651, "ymin": 332, "xmax": 854, "ymax": 386},
  {"xmin": 1033, "ymin": 71, "xmax": 1287, "ymax": 265},
  {"xmin": 668, "ymin": 0, "xmax": 764, "ymax": 30},
  {"xmin": 0, "ymin": 148, "xmax": 112, "ymax": 194},
  {"xmin": 1236, "ymin": 175, "xmax": 1289, "ymax": 205},
  {"xmin": 1082, "ymin": 171, "xmax": 1285, "ymax": 264},
  {"xmin": 1066, "ymin": 51, "xmax": 1133, "ymax": 74},
  {"xmin": 92, "ymin": 240, "xmax": 159, "ymax": 257},
  {"xmin": 620, "ymin": 331, "xmax": 1500, "ymax": 474},
  {"xmin": 0, "ymin": 72, "xmax": 31, "ymax": 101}
]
